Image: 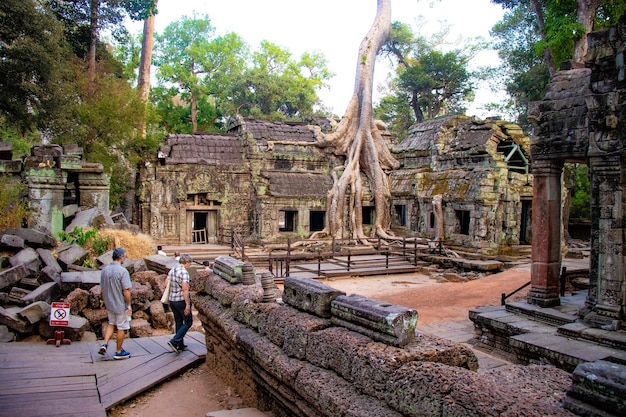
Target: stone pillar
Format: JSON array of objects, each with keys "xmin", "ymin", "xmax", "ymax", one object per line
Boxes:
[
  {"xmin": 583, "ymin": 156, "xmax": 625, "ymax": 327},
  {"xmin": 78, "ymin": 171, "xmax": 110, "ymax": 210},
  {"xmin": 25, "ymin": 168, "xmax": 67, "ymax": 238},
  {"xmin": 528, "ymin": 159, "xmax": 563, "ymax": 307}
]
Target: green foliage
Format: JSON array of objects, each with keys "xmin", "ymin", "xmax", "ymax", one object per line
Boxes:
[
  {"xmin": 91, "ymin": 233, "xmax": 114, "ymax": 256},
  {"xmin": 59, "ymin": 226, "xmax": 114, "ymax": 258},
  {"xmin": 0, "ymin": 0, "xmax": 73, "ymax": 133},
  {"xmin": 489, "ymin": 0, "xmax": 626, "ymax": 125},
  {"xmin": 59, "ymin": 227, "xmax": 98, "ymax": 246},
  {"xmin": 0, "ymin": 175, "xmax": 30, "ymax": 230},
  {"xmin": 377, "ymin": 20, "xmax": 480, "ymax": 132},
  {"xmin": 567, "ymin": 164, "xmax": 591, "ymax": 219}
]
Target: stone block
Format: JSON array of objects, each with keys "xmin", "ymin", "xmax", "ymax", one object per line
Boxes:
[
  {"xmin": 17, "ymin": 301, "xmax": 50, "ymax": 324},
  {"xmin": 9, "ymin": 247, "xmax": 41, "ymax": 274},
  {"xmin": 36, "ymin": 248, "xmax": 62, "ymax": 270},
  {"xmin": 0, "ymin": 306, "xmax": 34, "ymax": 333},
  {"xmin": 40, "ymin": 265, "xmax": 62, "ymax": 284},
  {"xmin": 39, "ymin": 314, "xmax": 88, "ymax": 341},
  {"xmin": 62, "ymin": 204, "xmax": 79, "ymax": 218},
  {"xmin": 1, "ymin": 234, "xmax": 25, "ymax": 249},
  {"xmin": 65, "ymin": 207, "xmax": 112, "ymax": 233},
  {"xmin": 331, "ymin": 295, "xmax": 418, "ymax": 347},
  {"xmin": 56, "ymin": 244, "xmax": 89, "ymax": 269},
  {"xmin": 0, "ymin": 325, "xmax": 15, "ymax": 342},
  {"xmin": 32, "ymin": 144, "xmax": 63, "ymax": 157},
  {"xmin": 129, "ymin": 318, "xmax": 153, "ymax": 338},
  {"xmin": 0, "ymin": 159, "xmax": 22, "ymax": 173},
  {"xmin": 565, "ymin": 360, "xmax": 626, "ymax": 416},
  {"xmin": 144, "ymin": 255, "xmax": 179, "ymax": 275},
  {"xmin": 21, "ymin": 282, "xmax": 58, "ymax": 305},
  {"xmin": 130, "ymin": 282, "xmax": 153, "ymax": 305},
  {"xmin": 60, "ymin": 271, "xmax": 101, "ymax": 291},
  {"xmin": 214, "ymin": 255, "xmax": 244, "ymax": 284},
  {"xmin": 66, "ymin": 288, "xmax": 89, "ymax": 315},
  {"xmin": 82, "ymin": 308, "xmax": 108, "ymax": 328},
  {"xmin": 88, "ymin": 285, "xmax": 103, "ymax": 309},
  {"xmin": 0, "ymin": 264, "xmax": 28, "ymax": 291},
  {"xmin": 148, "ymin": 300, "xmax": 168, "ymax": 329},
  {"xmin": 8, "ymin": 287, "xmax": 30, "ymax": 304},
  {"xmin": 0, "ymin": 293, "xmax": 8, "ymax": 303},
  {"xmin": 282, "ymin": 277, "xmax": 345, "ymax": 318},
  {"xmin": 4, "ymin": 228, "xmax": 56, "ymax": 248}
]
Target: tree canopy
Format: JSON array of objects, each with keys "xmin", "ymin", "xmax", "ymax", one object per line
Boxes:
[
  {"xmin": 376, "ymin": 20, "xmax": 482, "ymax": 138},
  {"xmin": 488, "ymin": 0, "xmax": 626, "ymax": 125}
]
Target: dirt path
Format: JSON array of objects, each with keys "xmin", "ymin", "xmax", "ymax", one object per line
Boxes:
[{"xmin": 108, "ymin": 265, "xmax": 532, "ymax": 417}]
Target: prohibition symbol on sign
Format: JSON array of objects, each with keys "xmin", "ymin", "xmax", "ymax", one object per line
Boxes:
[{"xmin": 50, "ymin": 302, "xmax": 70, "ymax": 327}]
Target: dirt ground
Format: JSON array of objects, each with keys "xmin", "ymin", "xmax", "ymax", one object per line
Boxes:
[{"xmin": 108, "ymin": 264, "xmax": 532, "ymax": 417}]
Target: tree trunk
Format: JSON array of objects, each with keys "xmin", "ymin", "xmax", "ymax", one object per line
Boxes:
[
  {"xmin": 191, "ymin": 91, "xmax": 198, "ymax": 134},
  {"xmin": 572, "ymin": 0, "xmax": 602, "ymax": 64},
  {"xmin": 88, "ymin": 0, "xmax": 99, "ymax": 89},
  {"xmin": 530, "ymin": 0, "xmax": 557, "ymax": 77},
  {"xmin": 313, "ymin": 0, "xmax": 399, "ymax": 242},
  {"xmin": 137, "ymin": 0, "xmax": 158, "ymax": 136}
]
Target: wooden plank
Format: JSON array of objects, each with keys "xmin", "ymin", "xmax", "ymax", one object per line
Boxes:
[
  {"xmin": 0, "ymin": 375, "xmax": 94, "ymax": 394},
  {"xmin": 130, "ymin": 334, "xmax": 171, "ymax": 355},
  {"xmin": 0, "ymin": 396, "xmax": 105, "ymax": 417},
  {"xmin": 99, "ymin": 350, "xmax": 201, "ymax": 409}
]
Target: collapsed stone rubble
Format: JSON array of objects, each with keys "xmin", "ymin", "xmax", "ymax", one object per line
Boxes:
[{"xmin": 0, "ymin": 226, "xmax": 181, "ymax": 343}]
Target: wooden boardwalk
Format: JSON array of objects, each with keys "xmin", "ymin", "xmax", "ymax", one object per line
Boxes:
[{"xmin": 0, "ymin": 331, "xmax": 206, "ymax": 417}]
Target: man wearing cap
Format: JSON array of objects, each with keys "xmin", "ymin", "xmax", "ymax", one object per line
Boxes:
[{"xmin": 98, "ymin": 247, "xmax": 133, "ymax": 360}]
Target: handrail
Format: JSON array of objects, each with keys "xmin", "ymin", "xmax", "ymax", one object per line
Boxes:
[
  {"xmin": 501, "ymin": 281, "xmax": 531, "ymax": 305},
  {"xmin": 231, "ymin": 229, "xmax": 245, "ymax": 260}
]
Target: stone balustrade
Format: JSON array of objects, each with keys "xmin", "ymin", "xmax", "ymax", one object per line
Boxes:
[{"xmin": 194, "ymin": 273, "xmax": 574, "ymax": 417}]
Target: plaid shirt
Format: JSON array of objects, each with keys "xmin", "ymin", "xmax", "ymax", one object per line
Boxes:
[{"xmin": 167, "ymin": 264, "xmax": 189, "ymax": 302}]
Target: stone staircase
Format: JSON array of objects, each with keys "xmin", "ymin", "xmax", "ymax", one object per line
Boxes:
[{"xmin": 469, "ymin": 290, "xmax": 626, "ymax": 373}]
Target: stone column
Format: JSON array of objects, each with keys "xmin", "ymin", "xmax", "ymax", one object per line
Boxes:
[
  {"xmin": 528, "ymin": 159, "xmax": 563, "ymax": 307},
  {"xmin": 78, "ymin": 171, "xmax": 110, "ymax": 210},
  {"xmin": 583, "ymin": 156, "xmax": 625, "ymax": 326},
  {"xmin": 25, "ymin": 168, "xmax": 67, "ymax": 238}
]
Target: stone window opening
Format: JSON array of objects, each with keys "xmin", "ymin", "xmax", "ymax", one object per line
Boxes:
[
  {"xmin": 497, "ymin": 140, "xmax": 529, "ymax": 174},
  {"xmin": 394, "ymin": 204, "xmax": 406, "ymax": 227},
  {"xmin": 455, "ymin": 209, "xmax": 471, "ymax": 235},
  {"xmin": 309, "ymin": 211, "xmax": 325, "ymax": 232},
  {"xmin": 279, "ymin": 210, "xmax": 297, "ymax": 232}
]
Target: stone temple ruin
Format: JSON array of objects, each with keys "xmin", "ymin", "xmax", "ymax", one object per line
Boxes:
[{"xmin": 138, "ymin": 114, "xmax": 532, "ymax": 257}]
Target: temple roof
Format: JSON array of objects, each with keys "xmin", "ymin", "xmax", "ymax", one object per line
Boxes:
[
  {"xmin": 158, "ymin": 133, "xmax": 244, "ymax": 165},
  {"xmin": 227, "ymin": 116, "xmax": 324, "ymax": 145},
  {"xmin": 265, "ymin": 172, "xmax": 333, "ymax": 197}
]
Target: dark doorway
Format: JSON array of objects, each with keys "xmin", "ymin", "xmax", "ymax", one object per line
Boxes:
[
  {"xmin": 362, "ymin": 206, "xmax": 375, "ymax": 225},
  {"xmin": 394, "ymin": 204, "xmax": 406, "ymax": 227},
  {"xmin": 520, "ymin": 200, "xmax": 532, "ymax": 244},
  {"xmin": 310, "ymin": 211, "xmax": 325, "ymax": 232},
  {"xmin": 455, "ymin": 210, "xmax": 470, "ymax": 235},
  {"xmin": 279, "ymin": 210, "xmax": 297, "ymax": 232}
]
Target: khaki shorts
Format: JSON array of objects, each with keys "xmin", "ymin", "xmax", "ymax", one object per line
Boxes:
[{"xmin": 107, "ymin": 311, "xmax": 130, "ymax": 331}]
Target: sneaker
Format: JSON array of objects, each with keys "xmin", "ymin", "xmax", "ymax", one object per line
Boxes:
[
  {"xmin": 167, "ymin": 340, "xmax": 180, "ymax": 353},
  {"xmin": 98, "ymin": 344, "xmax": 107, "ymax": 355},
  {"xmin": 113, "ymin": 349, "xmax": 131, "ymax": 360},
  {"xmin": 180, "ymin": 344, "xmax": 187, "ymax": 351}
]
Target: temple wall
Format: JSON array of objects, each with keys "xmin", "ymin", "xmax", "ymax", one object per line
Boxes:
[{"xmin": 194, "ymin": 272, "xmax": 574, "ymax": 417}]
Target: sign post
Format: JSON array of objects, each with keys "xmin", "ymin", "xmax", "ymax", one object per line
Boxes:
[{"xmin": 46, "ymin": 302, "xmax": 72, "ymax": 347}]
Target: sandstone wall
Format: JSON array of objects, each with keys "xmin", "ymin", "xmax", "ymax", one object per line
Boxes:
[{"xmin": 194, "ymin": 273, "xmax": 575, "ymax": 417}]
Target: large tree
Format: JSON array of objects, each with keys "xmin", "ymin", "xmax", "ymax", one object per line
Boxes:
[
  {"xmin": 154, "ymin": 15, "xmax": 249, "ymax": 133},
  {"xmin": 0, "ymin": 0, "xmax": 71, "ymax": 133},
  {"xmin": 490, "ymin": 0, "xmax": 626, "ymax": 124},
  {"xmin": 312, "ymin": 0, "xmax": 398, "ymax": 242}
]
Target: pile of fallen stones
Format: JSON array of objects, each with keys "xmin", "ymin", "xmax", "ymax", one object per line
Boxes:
[{"xmin": 0, "ymin": 226, "xmax": 186, "ymax": 343}]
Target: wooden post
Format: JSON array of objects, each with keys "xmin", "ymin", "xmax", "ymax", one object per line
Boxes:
[{"xmin": 286, "ymin": 238, "xmax": 291, "ymax": 277}]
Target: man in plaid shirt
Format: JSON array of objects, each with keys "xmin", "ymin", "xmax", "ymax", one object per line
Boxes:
[{"xmin": 166, "ymin": 253, "xmax": 193, "ymax": 353}]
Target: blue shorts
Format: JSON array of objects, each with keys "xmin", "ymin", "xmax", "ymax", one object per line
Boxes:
[{"xmin": 107, "ymin": 311, "xmax": 130, "ymax": 331}]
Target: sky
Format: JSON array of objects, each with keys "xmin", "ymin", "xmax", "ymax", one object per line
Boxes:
[{"xmin": 128, "ymin": 0, "xmax": 505, "ymax": 118}]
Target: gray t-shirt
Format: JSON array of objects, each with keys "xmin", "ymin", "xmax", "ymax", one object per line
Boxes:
[{"xmin": 100, "ymin": 262, "xmax": 132, "ymax": 313}]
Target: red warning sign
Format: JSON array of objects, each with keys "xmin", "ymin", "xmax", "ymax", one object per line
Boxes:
[{"xmin": 50, "ymin": 302, "xmax": 70, "ymax": 326}]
